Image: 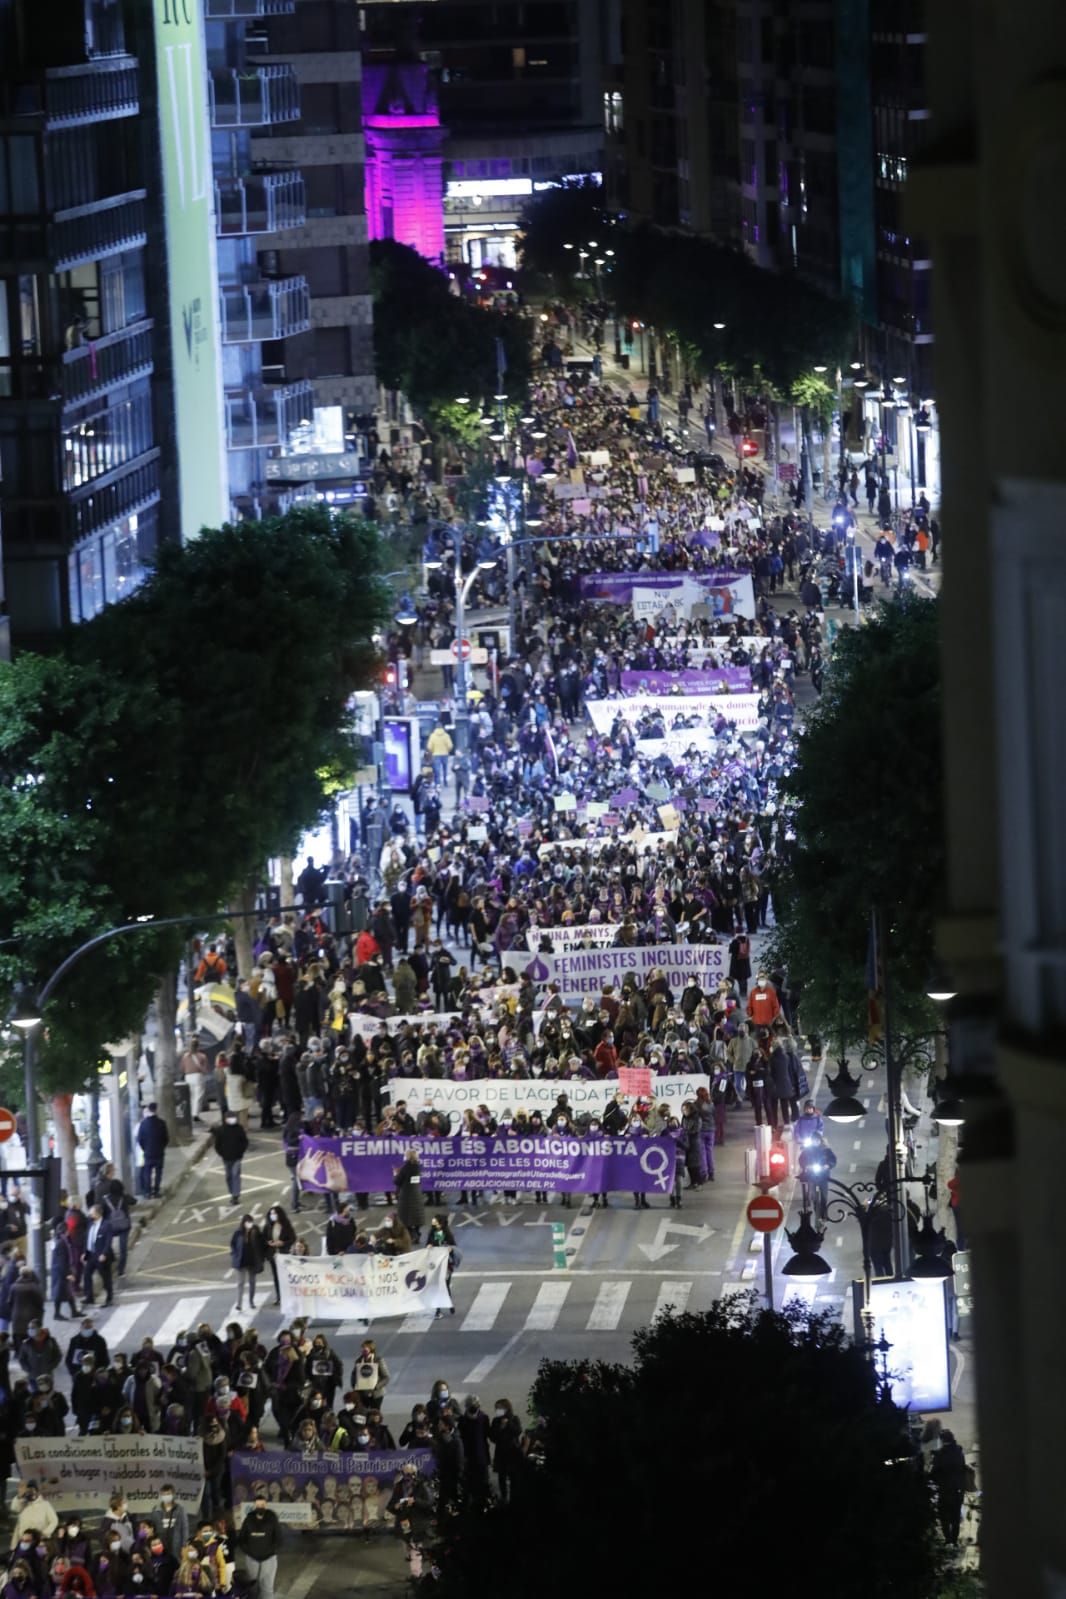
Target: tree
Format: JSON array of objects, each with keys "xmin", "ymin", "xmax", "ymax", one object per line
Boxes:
[
  {"xmin": 370, "ymin": 240, "xmax": 531, "ymax": 418},
  {"xmin": 770, "ymin": 595, "xmax": 945, "ymax": 1044},
  {"xmin": 516, "ymin": 178, "xmax": 610, "ymax": 285},
  {"xmin": 428, "ymin": 1298, "xmax": 947, "ymax": 1599},
  {"xmin": 0, "ymin": 508, "xmax": 391, "ymax": 1143}
]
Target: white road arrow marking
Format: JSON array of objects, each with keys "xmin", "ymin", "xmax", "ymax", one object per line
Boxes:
[{"xmin": 638, "ymin": 1218, "xmax": 715, "ymax": 1262}]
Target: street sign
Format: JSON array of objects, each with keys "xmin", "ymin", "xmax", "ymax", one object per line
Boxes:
[
  {"xmin": 747, "ymin": 1194, "xmax": 784, "ymax": 1233},
  {"xmin": 0, "ymin": 1108, "xmax": 16, "ymax": 1143},
  {"xmin": 451, "ymin": 637, "xmax": 472, "ymax": 661}
]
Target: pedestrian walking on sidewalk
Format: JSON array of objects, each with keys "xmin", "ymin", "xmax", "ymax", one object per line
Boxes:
[
  {"xmin": 136, "ymin": 1102, "xmax": 169, "ymax": 1198},
  {"xmin": 212, "ymin": 1113, "xmax": 249, "ymax": 1205}
]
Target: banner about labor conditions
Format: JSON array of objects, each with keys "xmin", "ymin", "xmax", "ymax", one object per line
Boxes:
[
  {"xmin": 15, "ymin": 1437, "xmax": 204, "ymax": 1516},
  {"xmin": 522, "ymin": 941, "xmax": 727, "ymax": 1000},
  {"xmin": 230, "ymin": 1446, "xmax": 436, "ymax": 1528},
  {"xmin": 297, "ymin": 1133, "xmax": 677, "ymax": 1196},
  {"xmin": 277, "ymin": 1247, "xmax": 452, "ymax": 1322},
  {"xmin": 585, "ymin": 691, "xmax": 763, "ymax": 736},
  {"xmin": 387, "ymin": 1074, "xmax": 709, "ymax": 1118}
]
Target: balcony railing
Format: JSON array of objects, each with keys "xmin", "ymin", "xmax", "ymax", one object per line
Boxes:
[
  {"xmin": 215, "ymin": 172, "xmax": 306, "ymax": 236},
  {"xmin": 219, "ymin": 276, "xmax": 311, "ymax": 343},
  {"xmin": 45, "ymin": 59, "xmax": 139, "ymax": 125},
  {"xmin": 50, "ymin": 192, "xmax": 147, "ymax": 271},
  {"xmin": 205, "ymin": 0, "xmax": 295, "ymax": 16},
  {"xmin": 67, "ymin": 450, "xmax": 161, "ymax": 545},
  {"xmin": 209, "ymin": 65, "xmax": 300, "ymax": 128},
  {"xmin": 224, "ymin": 379, "xmax": 316, "ymax": 451},
  {"xmin": 61, "ymin": 319, "xmax": 154, "ymax": 409}
]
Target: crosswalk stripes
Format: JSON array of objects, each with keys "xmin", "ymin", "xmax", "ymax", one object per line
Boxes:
[
  {"xmin": 92, "ymin": 1298, "xmax": 149, "ymax": 1350},
  {"xmin": 460, "ymin": 1283, "xmax": 510, "ymax": 1331},
  {"xmin": 524, "ymin": 1281, "xmax": 570, "ymax": 1330},
  {"xmin": 587, "ymin": 1281, "xmax": 631, "ymax": 1330},
  {"xmin": 398, "ymin": 1310, "xmax": 436, "ymax": 1335},
  {"xmin": 651, "ymin": 1281, "xmax": 693, "ymax": 1321},
  {"xmin": 153, "ymin": 1296, "xmax": 210, "ymax": 1350}
]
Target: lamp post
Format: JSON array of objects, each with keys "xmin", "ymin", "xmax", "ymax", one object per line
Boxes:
[{"xmin": 449, "ymin": 525, "xmax": 497, "ymax": 755}]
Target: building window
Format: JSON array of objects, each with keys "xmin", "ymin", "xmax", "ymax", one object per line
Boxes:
[
  {"xmin": 62, "ymin": 378, "xmax": 153, "ymax": 492},
  {"xmin": 603, "ymin": 90, "xmax": 624, "ymax": 136},
  {"xmin": 68, "ymin": 506, "xmax": 154, "ymax": 624},
  {"xmin": 878, "ymin": 152, "xmax": 908, "ymax": 184},
  {"xmin": 0, "ymin": 135, "xmax": 41, "ymax": 214}
]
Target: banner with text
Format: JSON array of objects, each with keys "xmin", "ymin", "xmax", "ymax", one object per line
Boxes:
[
  {"xmin": 297, "ymin": 1133, "xmax": 677, "ymax": 1195},
  {"xmin": 525, "ymin": 923, "xmax": 619, "ymax": 951},
  {"xmin": 277, "ymin": 1247, "xmax": 452, "ymax": 1322},
  {"xmin": 620, "ymin": 668, "xmax": 752, "ymax": 692},
  {"xmin": 581, "ymin": 570, "xmax": 748, "ymax": 604},
  {"xmin": 16, "ymin": 1437, "xmax": 204, "ymax": 1517},
  {"xmin": 523, "ymin": 941, "xmax": 727, "ymax": 1000},
  {"xmin": 350, "ymin": 1011, "xmax": 461, "ymax": 1043},
  {"xmin": 231, "ymin": 1446, "xmax": 435, "ymax": 1529},
  {"xmin": 388, "ymin": 1073, "xmax": 709, "ymax": 1117},
  {"xmin": 586, "ymin": 692, "xmax": 763, "ymax": 736}
]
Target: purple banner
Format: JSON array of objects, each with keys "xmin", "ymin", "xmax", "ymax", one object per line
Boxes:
[
  {"xmin": 298, "ymin": 1134, "xmax": 677, "ymax": 1195},
  {"xmin": 231, "ymin": 1447, "xmax": 435, "ymax": 1531},
  {"xmin": 579, "ymin": 571, "xmax": 747, "ymax": 603},
  {"xmin": 620, "ymin": 668, "xmax": 751, "ymax": 692}
]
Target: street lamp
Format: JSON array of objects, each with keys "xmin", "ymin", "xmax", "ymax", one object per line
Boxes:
[{"xmin": 450, "ymin": 528, "xmax": 497, "ymax": 755}]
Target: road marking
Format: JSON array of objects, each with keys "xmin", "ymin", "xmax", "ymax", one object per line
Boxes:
[
  {"xmin": 286, "ymin": 1551, "xmax": 332, "ymax": 1599},
  {"xmin": 587, "ymin": 1281, "xmax": 630, "ymax": 1330},
  {"xmin": 652, "ymin": 1281, "xmax": 693, "ymax": 1320},
  {"xmin": 853, "ymin": 1140, "xmax": 863, "ymax": 1150},
  {"xmin": 463, "ymin": 1330, "xmax": 523, "ymax": 1387},
  {"xmin": 782, "ymin": 1283, "xmax": 817, "ymax": 1308},
  {"xmin": 397, "ymin": 1310, "xmax": 436, "ymax": 1335},
  {"xmin": 460, "ymin": 1283, "xmax": 510, "ymax": 1332},
  {"xmin": 524, "ymin": 1281, "xmax": 570, "ymax": 1330},
  {"xmin": 97, "ymin": 1299, "xmax": 149, "ymax": 1348},
  {"xmin": 335, "ymin": 1322, "xmax": 369, "ymax": 1337},
  {"xmin": 154, "ymin": 1296, "xmax": 209, "ymax": 1349}
]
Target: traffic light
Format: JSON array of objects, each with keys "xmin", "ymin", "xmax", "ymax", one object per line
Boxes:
[
  {"xmin": 767, "ymin": 1142, "xmax": 789, "ymax": 1186},
  {"xmin": 383, "ymin": 663, "xmax": 398, "ymax": 692}
]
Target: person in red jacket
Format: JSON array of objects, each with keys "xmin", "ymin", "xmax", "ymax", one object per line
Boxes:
[
  {"xmin": 355, "ymin": 928, "xmax": 380, "ymax": 966},
  {"xmin": 593, "ymin": 1030, "xmax": 619, "ymax": 1077},
  {"xmin": 746, "ymin": 972, "xmax": 781, "ymax": 1028}
]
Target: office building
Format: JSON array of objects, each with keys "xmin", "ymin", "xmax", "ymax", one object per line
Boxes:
[
  {"xmin": 364, "ymin": 1, "xmax": 604, "ymax": 270},
  {"xmin": 205, "ymin": 0, "xmax": 375, "ymax": 519}
]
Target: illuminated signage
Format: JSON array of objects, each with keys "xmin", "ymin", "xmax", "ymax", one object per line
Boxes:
[
  {"xmin": 154, "ymin": 0, "xmax": 227, "ymax": 540},
  {"xmin": 265, "ymin": 451, "xmax": 363, "ymax": 482},
  {"xmin": 862, "ymin": 1278, "xmax": 951, "ymax": 1411}
]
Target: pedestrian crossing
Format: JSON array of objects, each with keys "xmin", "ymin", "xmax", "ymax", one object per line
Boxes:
[{"xmin": 40, "ymin": 1275, "xmax": 734, "ymax": 1361}]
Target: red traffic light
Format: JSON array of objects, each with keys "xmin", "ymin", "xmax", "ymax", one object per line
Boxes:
[
  {"xmin": 766, "ymin": 1143, "xmax": 789, "ymax": 1185},
  {"xmin": 383, "ymin": 664, "xmax": 398, "ymax": 687},
  {"xmin": 740, "ymin": 436, "xmax": 759, "ymax": 456}
]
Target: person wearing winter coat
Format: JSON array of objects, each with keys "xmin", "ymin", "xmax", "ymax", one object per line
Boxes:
[
  {"xmin": 488, "ymin": 1399, "xmax": 524, "ymax": 1503},
  {"xmin": 212, "ymin": 1115, "xmax": 250, "ymax": 1205},
  {"xmin": 680, "ymin": 1102, "xmax": 706, "ymax": 1189},
  {"xmin": 229, "ymin": 1217, "xmax": 266, "ymax": 1313},
  {"xmin": 394, "ymin": 1152, "xmax": 425, "ymax": 1244},
  {"xmin": 262, "ymin": 1205, "xmax": 296, "ymax": 1307},
  {"xmin": 18, "ymin": 1325, "xmax": 61, "ymax": 1384},
  {"xmin": 458, "ymin": 1395, "xmax": 491, "ymax": 1503},
  {"xmin": 693, "ymin": 1087, "xmax": 717, "ymax": 1180},
  {"xmin": 767, "ymin": 1033, "xmax": 801, "ymax": 1128},
  {"xmin": 350, "ymin": 1338, "xmax": 390, "ymax": 1406},
  {"xmin": 49, "ymin": 1227, "xmax": 78, "ymax": 1321},
  {"xmin": 930, "ymin": 1430, "xmax": 969, "ymax": 1545},
  {"xmin": 392, "ymin": 957, "xmax": 418, "ymax": 1014}
]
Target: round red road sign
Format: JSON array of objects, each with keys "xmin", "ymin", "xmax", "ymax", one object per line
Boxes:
[
  {"xmin": 451, "ymin": 637, "xmax": 472, "ymax": 660},
  {"xmin": 0, "ymin": 1108, "xmax": 17, "ymax": 1143},
  {"xmin": 747, "ymin": 1194, "xmax": 784, "ymax": 1233}
]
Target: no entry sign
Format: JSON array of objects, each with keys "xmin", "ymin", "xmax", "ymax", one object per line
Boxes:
[
  {"xmin": 451, "ymin": 637, "xmax": 472, "ymax": 661},
  {"xmin": 0, "ymin": 1108, "xmax": 16, "ymax": 1143},
  {"xmin": 747, "ymin": 1194, "xmax": 784, "ymax": 1233}
]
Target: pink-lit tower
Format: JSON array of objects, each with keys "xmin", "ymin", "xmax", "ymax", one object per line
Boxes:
[{"xmin": 363, "ymin": 60, "xmax": 446, "ymax": 265}]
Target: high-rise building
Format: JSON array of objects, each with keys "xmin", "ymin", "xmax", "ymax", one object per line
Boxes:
[
  {"xmin": 205, "ymin": 0, "xmax": 375, "ymax": 520},
  {"xmin": 363, "ymin": 58, "xmax": 446, "ymax": 264},
  {"xmin": 364, "ymin": 1, "xmax": 604, "ymax": 271},
  {"xmin": 0, "ymin": 0, "xmax": 172, "ymax": 641},
  {"xmin": 607, "ymin": 0, "xmax": 937, "ymax": 502}
]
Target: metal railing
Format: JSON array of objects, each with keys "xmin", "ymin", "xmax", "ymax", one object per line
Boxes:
[
  {"xmin": 209, "ymin": 65, "xmax": 299, "ymax": 128},
  {"xmin": 215, "ymin": 171, "xmax": 306, "ymax": 236},
  {"xmin": 219, "ymin": 276, "xmax": 311, "ymax": 343},
  {"xmin": 67, "ymin": 450, "xmax": 161, "ymax": 544},
  {"xmin": 50, "ymin": 193, "xmax": 147, "ymax": 270},
  {"xmin": 224, "ymin": 379, "xmax": 315, "ymax": 451},
  {"xmin": 205, "ymin": 0, "xmax": 295, "ymax": 15},
  {"xmin": 61, "ymin": 319, "xmax": 153, "ymax": 408}
]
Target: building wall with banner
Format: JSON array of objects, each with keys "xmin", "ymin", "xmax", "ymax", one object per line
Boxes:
[{"xmin": 151, "ymin": 0, "xmax": 227, "ymax": 543}]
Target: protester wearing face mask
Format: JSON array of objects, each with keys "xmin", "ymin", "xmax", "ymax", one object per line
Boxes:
[
  {"xmin": 351, "ymin": 1339, "xmax": 390, "ymax": 1407},
  {"xmin": 425, "ymin": 1214, "xmax": 458, "ymax": 1318},
  {"xmin": 11, "ymin": 1480, "xmax": 58, "ymax": 1548},
  {"xmin": 213, "ymin": 1112, "xmax": 250, "ymax": 1205},
  {"xmin": 109, "ymin": 1403, "xmax": 142, "ymax": 1436},
  {"xmin": 263, "ymin": 1204, "xmax": 297, "ymax": 1308},
  {"xmin": 488, "ymin": 1398, "xmax": 524, "ymax": 1504},
  {"xmin": 151, "ymin": 1484, "xmax": 188, "ymax": 1561},
  {"xmin": 65, "ymin": 1318, "xmax": 109, "ymax": 1379},
  {"xmin": 237, "ymin": 1490, "xmax": 280, "ymax": 1599},
  {"xmin": 229, "ymin": 1215, "xmax": 266, "ymax": 1313}
]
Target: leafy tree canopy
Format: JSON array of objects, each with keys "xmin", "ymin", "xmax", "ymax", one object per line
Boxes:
[
  {"xmin": 771, "ymin": 596, "xmax": 944, "ymax": 1043},
  {"xmin": 429, "ymin": 1298, "xmax": 946, "ymax": 1599},
  {"xmin": 370, "ymin": 240, "xmax": 531, "ymax": 415},
  {"xmin": 516, "ymin": 178, "xmax": 611, "ymax": 283}
]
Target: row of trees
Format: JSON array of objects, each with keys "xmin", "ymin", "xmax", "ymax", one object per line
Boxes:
[
  {"xmin": 370, "ymin": 240, "xmax": 532, "ymax": 454},
  {"xmin": 517, "ymin": 181, "xmax": 853, "ymax": 392},
  {"xmin": 0, "ymin": 508, "xmax": 390, "ymax": 1185},
  {"xmin": 429, "ymin": 1298, "xmax": 967, "ymax": 1599}
]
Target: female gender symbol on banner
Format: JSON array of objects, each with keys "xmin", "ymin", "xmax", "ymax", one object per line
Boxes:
[{"xmin": 639, "ymin": 1145, "xmax": 672, "ymax": 1190}]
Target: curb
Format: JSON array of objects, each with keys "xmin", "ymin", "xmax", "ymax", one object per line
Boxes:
[{"xmin": 128, "ymin": 1130, "xmax": 214, "ymax": 1252}]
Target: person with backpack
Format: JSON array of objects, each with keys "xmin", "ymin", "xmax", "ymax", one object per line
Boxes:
[{"xmin": 728, "ymin": 929, "xmax": 752, "ymax": 997}]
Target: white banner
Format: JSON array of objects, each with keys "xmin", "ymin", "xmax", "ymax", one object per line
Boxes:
[
  {"xmin": 527, "ymin": 941, "xmax": 726, "ymax": 1000},
  {"xmin": 350, "ymin": 1012, "xmax": 461, "ymax": 1042},
  {"xmin": 278, "ymin": 1247, "xmax": 452, "ymax": 1322},
  {"xmin": 389, "ymin": 1074, "xmax": 710, "ymax": 1116},
  {"xmin": 526, "ymin": 923, "xmax": 619, "ymax": 952},
  {"xmin": 633, "ymin": 586, "xmax": 683, "ymax": 623},
  {"xmin": 15, "ymin": 1437, "xmax": 204, "ymax": 1517},
  {"xmin": 586, "ymin": 692, "xmax": 763, "ymax": 735},
  {"xmin": 636, "ymin": 731, "xmax": 719, "ymax": 761}
]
